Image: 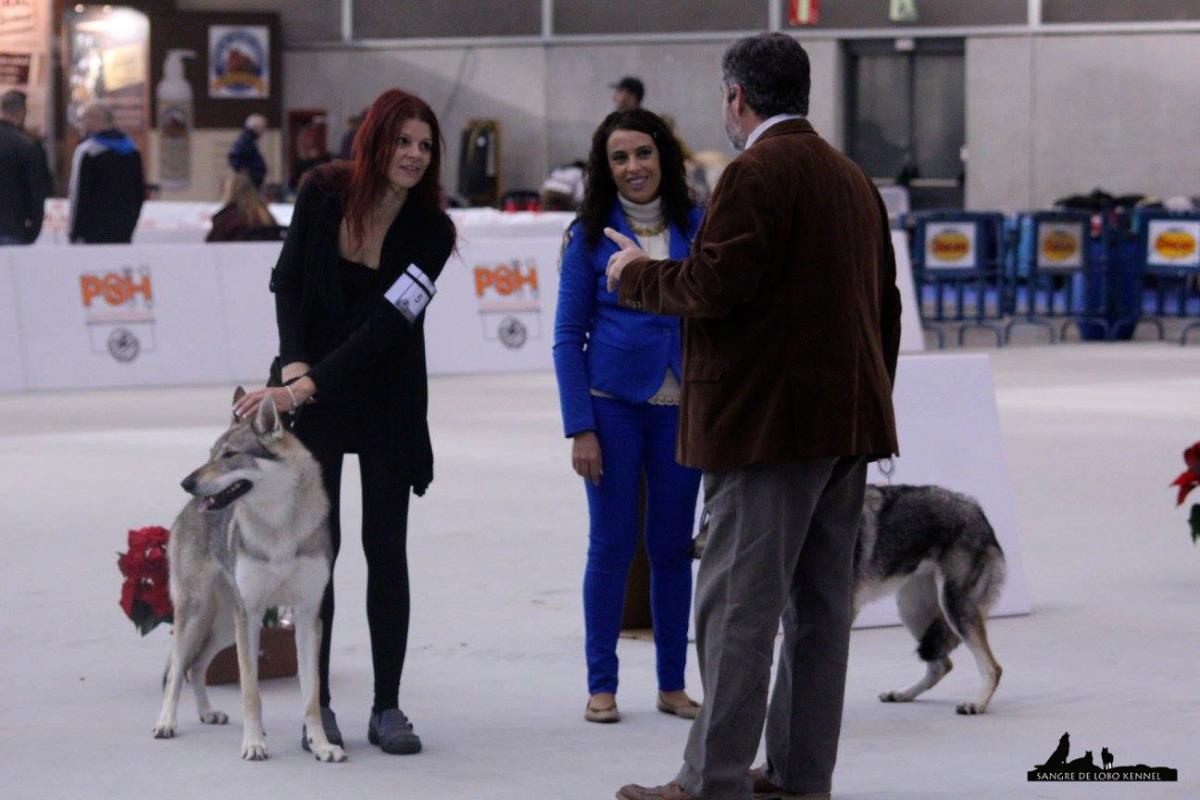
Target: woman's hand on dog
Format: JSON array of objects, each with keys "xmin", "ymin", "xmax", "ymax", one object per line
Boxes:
[
  {"xmin": 234, "ymin": 376, "xmax": 316, "ymax": 420},
  {"xmin": 572, "ymin": 431, "xmax": 603, "ymax": 486}
]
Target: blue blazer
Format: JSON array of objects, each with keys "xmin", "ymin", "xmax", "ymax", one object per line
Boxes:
[{"xmin": 553, "ymin": 202, "xmax": 704, "ymax": 437}]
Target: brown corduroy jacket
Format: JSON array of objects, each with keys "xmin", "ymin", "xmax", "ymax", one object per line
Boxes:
[{"xmin": 618, "ymin": 119, "xmax": 901, "ymax": 471}]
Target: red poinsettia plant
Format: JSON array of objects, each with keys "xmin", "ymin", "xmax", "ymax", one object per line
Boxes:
[
  {"xmin": 1169, "ymin": 442, "xmax": 1200, "ymax": 544},
  {"xmin": 117, "ymin": 526, "xmax": 173, "ymax": 635}
]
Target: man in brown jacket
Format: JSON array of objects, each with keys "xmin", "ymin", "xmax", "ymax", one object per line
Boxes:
[{"xmin": 609, "ymin": 34, "xmax": 901, "ymax": 800}]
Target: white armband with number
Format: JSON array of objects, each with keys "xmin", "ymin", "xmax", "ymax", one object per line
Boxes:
[{"xmin": 383, "ymin": 264, "xmax": 437, "ymax": 323}]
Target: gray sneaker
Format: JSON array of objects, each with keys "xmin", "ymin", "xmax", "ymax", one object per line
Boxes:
[
  {"xmin": 301, "ymin": 706, "xmax": 344, "ymax": 751},
  {"xmin": 368, "ymin": 708, "xmax": 422, "ymax": 754}
]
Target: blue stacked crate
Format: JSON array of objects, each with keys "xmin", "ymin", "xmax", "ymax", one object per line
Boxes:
[
  {"xmin": 1006, "ymin": 210, "xmax": 1109, "ymax": 342},
  {"xmin": 906, "ymin": 211, "xmax": 1008, "ymax": 348},
  {"xmin": 1128, "ymin": 209, "xmax": 1200, "ymax": 344}
]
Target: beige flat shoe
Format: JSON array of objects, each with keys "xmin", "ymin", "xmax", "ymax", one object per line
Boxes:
[
  {"xmin": 656, "ymin": 691, "xmax": 701, "ymax": 720},
  {"xmin": 586, "ymin": 696, "xmax": 620, "ymax": 723}
]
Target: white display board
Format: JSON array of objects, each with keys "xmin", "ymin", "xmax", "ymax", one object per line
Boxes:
[
  {"xmin": 892, "ymin": 230, "xmax": 923, "ymax": 354},
  {"xmin": 1146, "ymin": 219, "xmax": 1200, "ymax": 267},
  {"xmin": 210, "ymin": 243, "xmax": 281, "ymax": 382},
  {"xmin": 1036, "ymin": 221, "xmax": 1085, "ymax": 271},
  {"xmin": 856, "ymin": 353, "xmax": 1031, "ymax": 627},
  {"xmin": 924, "ymin": 221, "xmax": 977, "ymax": 270},
  {"xmin": 8, "ymin": 245, "xmax": 230, "ymax": 390},
  {"xmin": 0, "ymin": 254, "xmax": 27, "ymax": 393},
  {"xmin": 424, "ymin": 232, "xmax": 562, "ymax": 375}
]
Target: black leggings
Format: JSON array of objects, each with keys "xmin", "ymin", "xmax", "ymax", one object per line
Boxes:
[{"xmin": 307, "ymin": 438, "xmax": 412, "ymax": 712}]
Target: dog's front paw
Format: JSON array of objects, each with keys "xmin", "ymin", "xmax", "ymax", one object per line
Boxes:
[
  {"xmin": 241, "ymin": 737, "xmax": 269, "ymax": 761},
  {"xmin": 199, "ymin": 710, "xmax": 228, "ymax": 725},
  {"xmin": 152, "ymin": 722, "xmax": 176, "ymax": 739},
  {"xmin": 956, "ymin": 702, "xmax": 986, "ymax": 715},
  {"xmin": 312, "ymin": 742, "xmax": 347, "ymax": 763},
  {"xmin": 879, "ymin": 691, "xmax": 914, "ymax": 703}
]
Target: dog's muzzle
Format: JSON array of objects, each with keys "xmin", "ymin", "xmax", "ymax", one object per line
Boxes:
[{"xmin": 197, "ymin": 479, "xmax": 253, "ymax": 511}]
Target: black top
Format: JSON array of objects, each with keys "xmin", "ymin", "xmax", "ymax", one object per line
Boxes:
[
  {"xmin": 69, "ymin": 128, "xmax": 146, "ymax": 244},
  {"xmin": 0, "ymin": 120, "xmax": 48, "ymax": 243},
  {"xmin": 270, "ymin": 172, "xmax": 455, "ymax": 494}
]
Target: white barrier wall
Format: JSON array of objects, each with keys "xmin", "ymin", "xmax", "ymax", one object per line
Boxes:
[
  {"xmin": 0, "ymin": 265, "xmax": 24, "ymax": 393},
  {"xmin": 893, "ymin": 231, "xmax": 924, "ymax": 355},
  {"xmin": 1, "ymin": 214, "xmax": 920, "ymax": 392},
  {"xmin": 8, "ymin": 246, "xmax": 232, "ymax": 390}
]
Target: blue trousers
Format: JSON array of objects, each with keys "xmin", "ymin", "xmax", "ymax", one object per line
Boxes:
[{"xmin": 583, "ymin": 396, "xmax": 701, "ymax": 695}]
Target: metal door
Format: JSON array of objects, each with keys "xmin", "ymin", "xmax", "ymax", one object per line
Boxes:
[{"xmin": 846, "ymin": 38, "xmax": 965, "ymax": 210}]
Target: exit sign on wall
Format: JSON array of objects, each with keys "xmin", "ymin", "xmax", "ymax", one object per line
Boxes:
[
  {"xmin": 789, "ymin": 0, "xmax": 818, "ymax": 26},
  {"xmin": 890, "ymin": 0, "xmax": 919, "ymax": 23}
]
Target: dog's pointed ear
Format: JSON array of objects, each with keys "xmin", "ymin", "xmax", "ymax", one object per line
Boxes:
[
  {"xmin": 253, "ymin": 394, "xmax": 284, "ymax": 441},
  {"xmin": 231, "ymin": 386, "xmax": 247, "ymax": 424}
]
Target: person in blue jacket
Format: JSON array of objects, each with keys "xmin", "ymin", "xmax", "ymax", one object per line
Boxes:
[{"xmin": 554, "ymin": 108, "xmax": 704, "ymax": 724}]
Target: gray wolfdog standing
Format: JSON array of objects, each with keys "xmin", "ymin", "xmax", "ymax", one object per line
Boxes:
[
  {"xmin": 854, "ymin": 484, "xmax": 1005, "ymax": 714},
  {"xmin": 152, "ymin": 390, "xmax": 345, "ymax": 762},
  {"xmin": 692, "ymin": 483, "xmax": 1005, "ymax": 714}
]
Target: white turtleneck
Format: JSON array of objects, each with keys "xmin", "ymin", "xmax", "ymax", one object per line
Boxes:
[{"xmin": 618, "ymin": 194, "xmax": 670, "ymax": 261}]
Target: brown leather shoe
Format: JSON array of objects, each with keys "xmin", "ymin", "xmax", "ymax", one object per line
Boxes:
[
  {"xmin": 749, "ymin": 765, "xmax": 830, "ymax": 799},
  {"xmin": 615, "ymin": 780, "xmax": 700, "ymax": 800},
  {"xmin": 656, "ymin": 691, "xmax": 701, "ymax": 720}
]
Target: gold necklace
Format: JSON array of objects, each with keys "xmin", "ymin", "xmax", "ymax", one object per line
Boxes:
[{"xmin": 627, "ymin": 217, "xmax": 666, "ymax": 238}]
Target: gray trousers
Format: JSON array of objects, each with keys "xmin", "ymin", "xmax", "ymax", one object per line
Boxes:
[{"xmin": 676, "ymin": 457, "xmax": 868, "ymax": 799}]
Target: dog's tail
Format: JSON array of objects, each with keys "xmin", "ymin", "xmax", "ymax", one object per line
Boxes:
[{"xmin": 973, "ymin": 511, "xmax": 1008, "ymax": 613}]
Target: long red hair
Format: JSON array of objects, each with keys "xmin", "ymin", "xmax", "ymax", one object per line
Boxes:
[{"xmin": 343, "ymin": 89, "xmax": 449, "ymax": 248}]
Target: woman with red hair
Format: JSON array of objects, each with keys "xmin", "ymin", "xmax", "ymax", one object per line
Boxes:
[{"xmin": 234, "ymin": 89, "xmax": 456, "ymax": 756}]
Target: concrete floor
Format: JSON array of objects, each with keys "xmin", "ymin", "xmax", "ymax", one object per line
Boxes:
[{"xmin": 1, "ymin": 342, "xmax": 1198, "ymax": 799}]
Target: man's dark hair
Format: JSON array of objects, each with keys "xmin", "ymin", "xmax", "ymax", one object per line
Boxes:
[
  {"xmin": 0, "ymin": 89, "xmax": 27, "ymax": 115},
  {"xmin": 721, "ymin": 33, "xmax": 810, "ymax": 117}
]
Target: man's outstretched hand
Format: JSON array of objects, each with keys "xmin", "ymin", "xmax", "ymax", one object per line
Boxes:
[{"xmin": 604, "ymin": 227, "xmax": 646, "ymax": 292}]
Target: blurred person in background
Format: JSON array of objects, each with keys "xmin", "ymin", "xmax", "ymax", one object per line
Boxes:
[
  {"xmin": 338, "ymin": 109, "xmax": 366, "ymax": 160},
  {"xmin": 540, "ymin": 159, "xmax": 586, "ymax": 211},
  {"xmin": 68, "ymin": 102, "xmax": 145, "ymax": 244},
  {"xmin": 1, "ymin": 90, "xmax": 52, "ymax": 194},
  {"xmin": 207, "ymin": 172, "xmax": 280, "ymax": 242},
  {"xmin": 229, "ymin": 112, "xmax": 268, "ymax": 189},
  {"xmin": 290, "ymin": 121, "xmax": 332, "ymax": 193},
  {"xmin": 611, "ymin": 76, "xmax": 645, "ymax": 111},
  {"xmin": 0, "ymin": 89, "xmax": 47, "ymax": 244},
  {"xmin": 554, "ymin": 108, "xmax": 704, "ymax": 726}
]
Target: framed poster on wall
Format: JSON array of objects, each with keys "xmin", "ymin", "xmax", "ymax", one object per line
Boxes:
[{"xmin": 208, "ymin": 25, "xmax": 269, "ymax": 99}]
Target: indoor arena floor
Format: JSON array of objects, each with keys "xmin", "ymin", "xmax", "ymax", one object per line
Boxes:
[{"xmin": 2, "ymin": 342, "xmax": 1198, "ymax": 799}]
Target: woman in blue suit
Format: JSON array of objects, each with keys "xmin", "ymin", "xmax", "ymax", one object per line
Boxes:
[{"xmin": 554, "ymin": 109, "xmax": 704, "ymax": 724}]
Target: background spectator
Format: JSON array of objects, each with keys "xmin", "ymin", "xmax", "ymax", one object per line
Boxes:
[
  {"xmin": 0, "ymin": 89, "xmax": 48, "ymax": 244},
  {"xmin": 338, "ymin": 110, "xmax": 366, "ymax": 160},
  {"xmin": 229, "ymin": 113, "xmax": 268, "ymax": 189},
  {"xmin": 290, "ymin": 121, "xmax": 332, "ymax": 193},
  {"xmin": 610, "ymin": 76, "xmax": 644, "ymax": 111},
  {"xmin": 207, "ymin": 173, "xmax": 280, "ymax": 242},
  {"xmin": 540, "ymin": 159, "xmax": 586, "ymax": 211},
  {"xmin": 68, "ymin": 102, "xmax": 145, "ymax": 244}
]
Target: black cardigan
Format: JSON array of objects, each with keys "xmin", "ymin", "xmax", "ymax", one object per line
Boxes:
[{"xmin": 269, "ymin": 173, "xmax": 455, "ymax": 494}]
